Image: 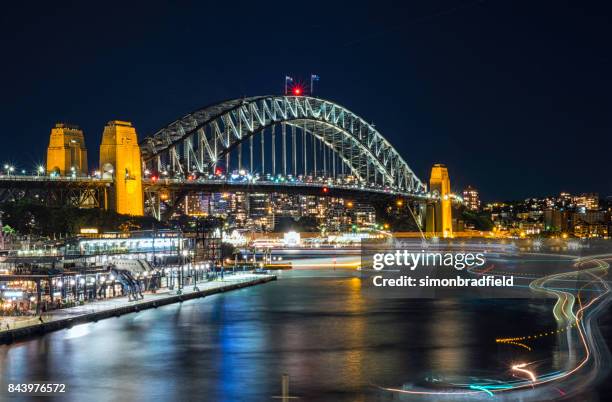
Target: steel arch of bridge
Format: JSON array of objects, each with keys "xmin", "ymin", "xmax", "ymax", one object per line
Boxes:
[{"xmin": 141, "ymin": 96, "xmax": 426, "ymax": 193}]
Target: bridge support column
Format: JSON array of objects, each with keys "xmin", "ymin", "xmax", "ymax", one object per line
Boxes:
[
  {"xmin": 99, "ymin": 121, "xmax": 144, "ymax": 216},
  {"xmin": 412, "ymin": 200, "xmax": 427, "ymax": 230},
  {"xmin": 144, "ymin": 188, "xmax": 161, "ymax": 220},
  {"xmin": 46, "ymin": 123, "xmax": 88, "ymax": 176},
  {"xmin": 426, "ymin": 164, "xmax": 453, "ymax": 238}
]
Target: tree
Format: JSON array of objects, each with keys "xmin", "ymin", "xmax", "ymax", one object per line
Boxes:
[
  {"xmin": 274, "ymin": 216, "xmax": 318, "ymax": 232},
  {"xmin": 460, "ymin": 208, "xmax": 494, "ymax": 231},
  {"xmin": 0, "ymin": 201, "xmax": 163, "ymax": 236},
  {"xmin": 220, "ymin": 242, "xmax": 237, "ymax": 259}
]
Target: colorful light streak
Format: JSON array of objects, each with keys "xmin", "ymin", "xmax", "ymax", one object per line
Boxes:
[
  {"xmin": 376, "ymin": 254, "xmax": 612, "ymax": 398},
  {"xmin": 512, "ymin": 362, "xmax": 537, "ymax": 382},
  {"xmin": 497, "ymin": 340, "xmax": 532, "ymax": 351}
]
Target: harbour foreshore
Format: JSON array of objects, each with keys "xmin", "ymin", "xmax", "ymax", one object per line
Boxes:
[{"xmin": 0, "ymin": 273, "xmax": 276, "ymax": 344}]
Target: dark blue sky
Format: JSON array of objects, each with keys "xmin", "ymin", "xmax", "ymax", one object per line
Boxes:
[{"xmin": 1, "ymin": 0, "xmax": 610, "ymax": 201}]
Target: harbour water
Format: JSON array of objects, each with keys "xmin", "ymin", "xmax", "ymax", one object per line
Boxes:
[{"xmin": 0, "ymin": 269, "xmax": 609, "ymax": 401}]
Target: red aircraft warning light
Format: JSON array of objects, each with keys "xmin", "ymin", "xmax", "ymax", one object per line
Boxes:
[
  {"xmin": 293, "ymin": 86, "xmax": 303, "ymax": 96},
  {"xmin": 322, "ymin": 186, "xmax": 329, "ymax": 193}
]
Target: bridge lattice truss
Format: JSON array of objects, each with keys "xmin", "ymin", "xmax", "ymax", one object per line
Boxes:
[
  {"xmin": 141, "ymin": 96, "xmax": 426, "ymax": 193},
  {"xmin": 0, "ymin": 178, "xmax": 108, "ymax": 209}
]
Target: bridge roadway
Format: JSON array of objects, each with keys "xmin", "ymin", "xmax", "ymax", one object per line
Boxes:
[
  {"xmin": 0, "ymin": 175, "xmax": 111, "ymax": 189},
  {"xmin": 142, "ymin": 178, "xmax": 430, "ymax": 201},
  {"xmin": 0, "ymin": 175, "xmax": 431, "ymax": 201}
]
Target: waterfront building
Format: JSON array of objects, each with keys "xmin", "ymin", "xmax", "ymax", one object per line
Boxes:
[{"xmin": 543, "ymin": 209, "xmax": 572, "ymax": 232}]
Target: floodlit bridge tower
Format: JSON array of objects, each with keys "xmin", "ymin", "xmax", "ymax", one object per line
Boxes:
[
  {"xmin": 426, "ymin": 164, "xmax": 453, "ymax": 238},
  {"xmin": 46, "ymin": 123, "xmax": 88, "ymax": 176},
  {"xmin": 100, "ymin": 120, "xmax": 144, "ymax": 216}
]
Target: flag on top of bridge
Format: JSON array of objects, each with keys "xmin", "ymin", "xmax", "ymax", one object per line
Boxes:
[
  {"xmin": 284, "ymin": 76, "xmax": 294, "ymax": 95},
  {"xmin": 310, "ymin": 74, "xmax": 320, "ymax": 95}
]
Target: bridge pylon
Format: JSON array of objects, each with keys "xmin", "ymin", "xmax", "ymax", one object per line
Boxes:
[
  {"xmin": 46, "ymin": 123, "xmax": 88, "ymax": 176},
  {"xmin": 100, "ymin": 121, "xmax": 144, "ymax": 216},
  {"xmin": 426, "ymin": 164, "xmax": 453, "ymax": 238}
]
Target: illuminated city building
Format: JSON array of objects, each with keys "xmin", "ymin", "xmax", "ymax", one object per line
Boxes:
[
  {"xmin": 352, "ymin": 203, "xmax": 376, "ymax": 227},
  {"xmin": 327, "ymin": 204, "xmax": 352, "ymax": 231},
  {"xmin": 570, "ymin": 210, "xmax": 608, "ymax": 238},
  {"xmin": 483, "ymin": 193, "xmax": 610, "ymax": 238},
  {"xmin": 559, "ymin": 192, "xmax": 572, "ymax": 207},
  {"xmin": 543, "ymin": 209, "xmax": 572, "ymax": 233},
  {"xmin": 185, "ymin": 194, "xmax": 210, "ymax": 216},
  {"xmin": 248, "ymin": 193, "xmax": 273, "ymax": 231},
  {"xmin": 573, "ymin": 220, "xmax": 608, "ymax": 238},
  {"xmin": 99, "ymin": 121, "xmax": 144, "ymax": 216},
  {"xmin": 574, "ymin": 193, "xmax": 599, "ymax": 211},
  {"xmin": 228, "ymin": 192, "xmax": 248, "ymax": 227},
  {"xmin": 462, "ymin": 185, "xmax": 481, "ymax": 211},
  {"xmin": 517, "ymin": 221, "xmax": 543, "ymax": 235},
  {"xmin": 210, "ymin": 193, "xmax": 229, "ymax": 216},
  {"xmin": 272, "ymin": 194, "xmax": 300, "ymax": 219},
  {"xmin": 46, "ymin": 123, "xmax": 88, "ymax": 176},
  {"xmin": 299, "ymin": 195, "xmax": 322, "ymax": 217}
]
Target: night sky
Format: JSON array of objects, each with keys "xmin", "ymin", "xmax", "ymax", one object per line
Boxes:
[{"xmin": 1, "ymin": 0, "xmax": 610, "ymax": 201}]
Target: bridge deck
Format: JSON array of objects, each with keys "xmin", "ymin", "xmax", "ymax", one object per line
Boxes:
[{"xmin": 142, "ymin": 178, "xmax": 429, "ymax": 200}]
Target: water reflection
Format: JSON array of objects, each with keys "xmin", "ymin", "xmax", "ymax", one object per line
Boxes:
[
  {"xmin": 424, "ymin": 300, "xmax": 469, "ymax": 374},
  {"xmin": 0, "ymin": 269, "xmax": 587, "ymax": 401}
]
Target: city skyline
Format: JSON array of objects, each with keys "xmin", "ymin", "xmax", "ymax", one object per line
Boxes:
[{"xmin": 0, "ymin": 1, "xmax": 611, "ymax": 200}]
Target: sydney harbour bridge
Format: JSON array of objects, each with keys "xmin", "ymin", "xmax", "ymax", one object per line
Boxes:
[{"xmin": 0, "ymin": 95, "xmax": 452, "ymax": 234}]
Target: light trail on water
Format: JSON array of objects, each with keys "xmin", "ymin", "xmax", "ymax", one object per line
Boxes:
[{"xmin": 375, "ymin": 253, "xmax": 612, "ymax": 399}]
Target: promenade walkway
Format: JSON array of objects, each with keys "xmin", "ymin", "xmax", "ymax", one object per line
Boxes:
[{"xmin": 0, "ymin": 273, "xmax": 275, "ymax": 341}]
